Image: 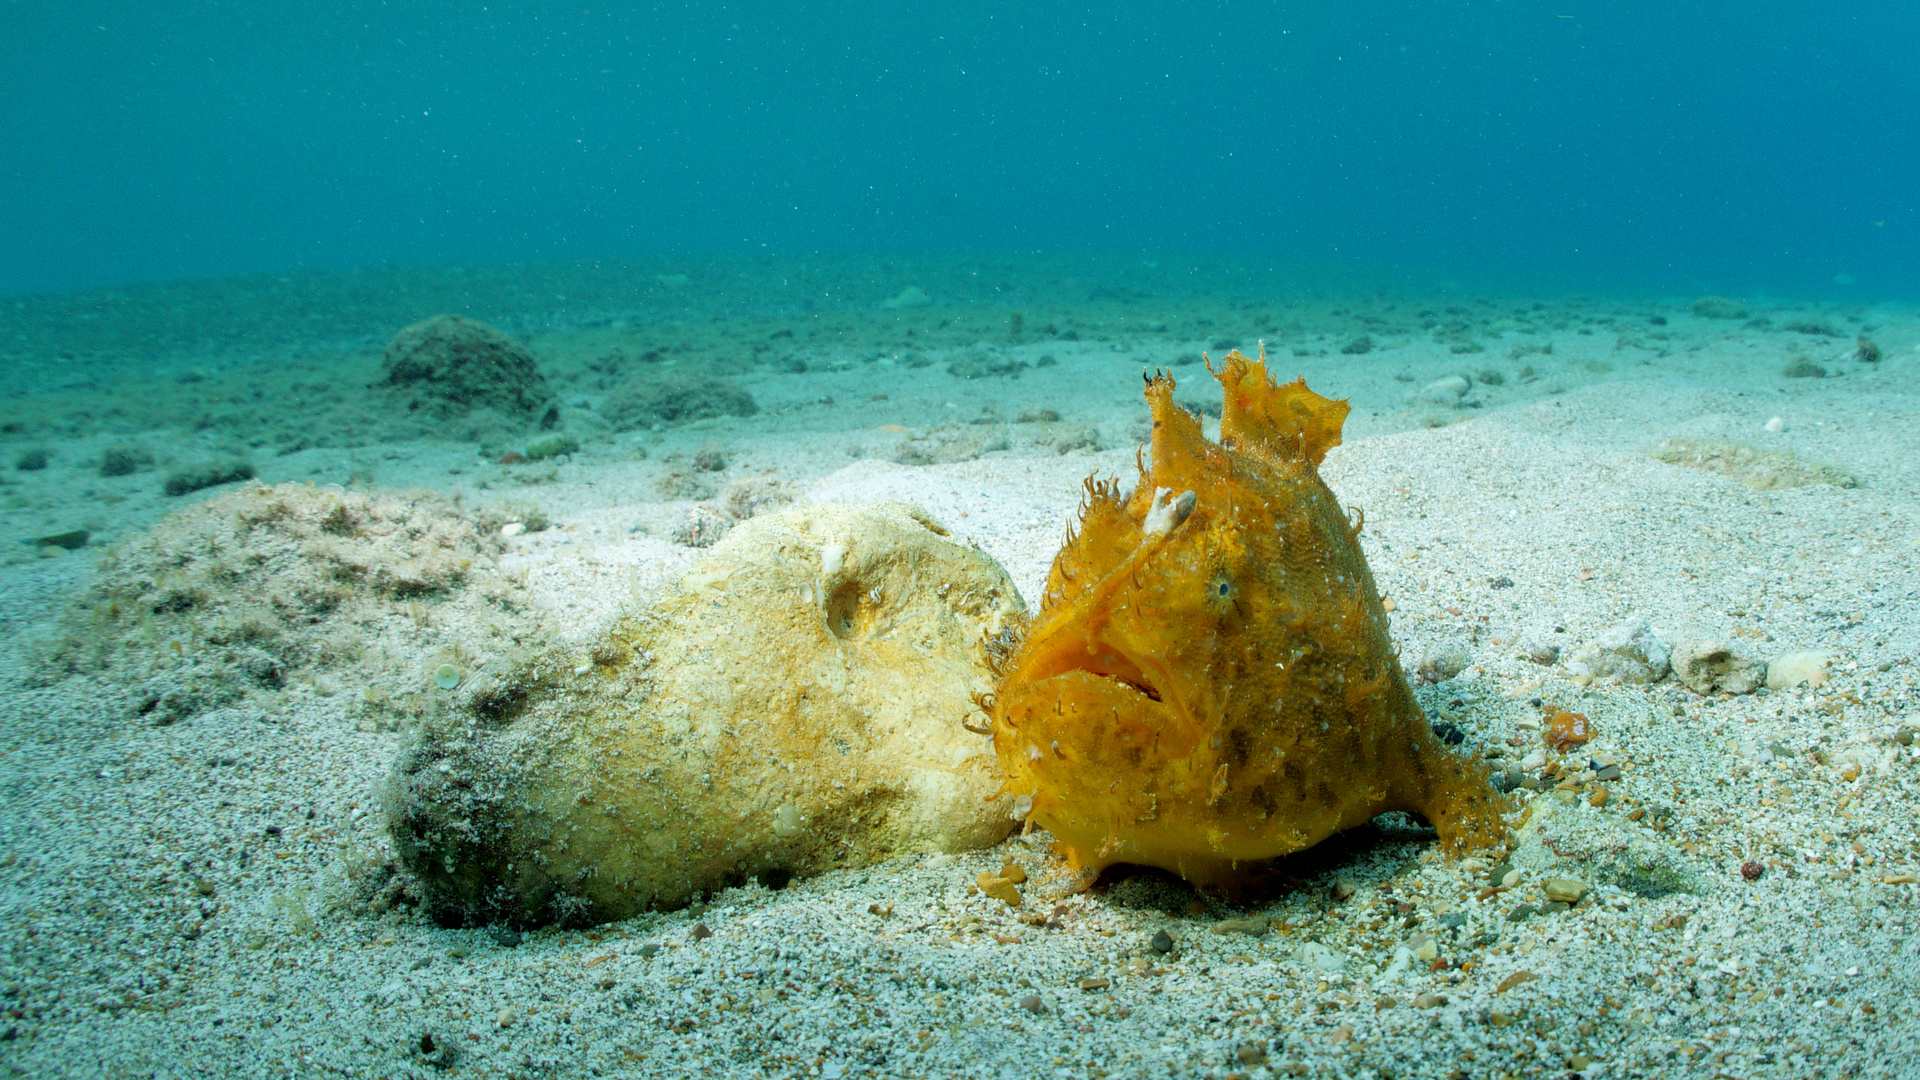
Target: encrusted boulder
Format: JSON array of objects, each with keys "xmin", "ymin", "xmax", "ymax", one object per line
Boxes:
[
  {"xmin": 382, "ymin": 314, "xmax": 557, "ymax": 427},
  {"xmin": 387, "ymin": 500, "xmax": 1024, "ymax": 926}
]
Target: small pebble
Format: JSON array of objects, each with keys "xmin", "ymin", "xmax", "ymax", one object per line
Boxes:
[
  {"xmin": 1438, "ymin": 912, "xmax": 1469, "ymax": 930},
  {"xmin": 691, "ymin": 922, "xmax": 713, "ymax": 940},
  {"xmin": 1506, "ymin": 904, "xmax": 1538, "ymax": 922},
  {"xmin": 1017, "ymin": 994, "xmax": 1044, "ymax": 1014},
  {"xmin": 1413, "ymin": 992, "xmax": 1446, "ymax": 1009},
  {"xmin": 1741, "ymin": 861, "xmax": 1764, "ymax": 881},
  {"xmin": 1544, "ymin": 711, "xmax": 1593, "ymax": 753},
  {"xmin": 1543, "ymin": 878, "xmax": 1588, "ymax": 904},
  {"xmin": 1488, "ymin": 862, "xmax": 1514, "ymax": 887},
  {"xmin": 1149, "ymin": 930, "xmax": 1174, "ymax": 954},
  {"xmin": 976, "ymin": 871, "xmax": 1023, "ymax": 907},
  {"xmin": 1332, "ymin": 878, "xmax": 1357, "ymax": 901}
]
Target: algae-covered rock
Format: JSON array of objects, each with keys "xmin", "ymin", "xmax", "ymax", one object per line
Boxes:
[
  {"xmin": 43, "ymin": 482, "xmax": 527, "ymax": 727},
  {"xmin": 387, "ymin": 500, "xmax": 1024, "ymax": 926},
  {"xmin": 382, "ymin": 314, "xmax": 556, "ymax": 423},
  {"xmin": 602, "ymin": 370, "xmax": 757, "ymax": 430},
  {"xmin": 1668, "ymin": 635, "xmax": 1764, "ymax": 695}
]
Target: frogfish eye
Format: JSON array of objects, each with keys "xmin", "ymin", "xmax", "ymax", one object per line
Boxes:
[{"xmin": 1207, "ymin": 573, "xmax": 1236, "ymax": 607}]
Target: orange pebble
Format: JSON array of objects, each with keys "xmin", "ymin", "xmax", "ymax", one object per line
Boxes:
[{"xmin": 1544, "ymin": 711, "xmax": 1592, "ymax": 753}]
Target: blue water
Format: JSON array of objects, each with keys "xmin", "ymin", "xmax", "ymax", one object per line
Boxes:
[{"xmin": 3, "ymin": 1, "xmax": 1915, "ymax": 299}]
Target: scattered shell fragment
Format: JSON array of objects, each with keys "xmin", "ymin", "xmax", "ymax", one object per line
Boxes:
[
  {"xmin": 1495, "ymin": 970, "xmax": 1536, "ymax": 994},
  {"xmin": 1212, "ymin": 917, "xmax": 1270, "ymax": 937}
]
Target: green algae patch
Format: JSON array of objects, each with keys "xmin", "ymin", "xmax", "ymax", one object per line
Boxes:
[
  {"xmin": 523, "ymin": 434, "xmax": 580, "ymax": 461},
  {"xmin": 1650, "ymin": 438, "xmax": 1858, "ymax": 490}
]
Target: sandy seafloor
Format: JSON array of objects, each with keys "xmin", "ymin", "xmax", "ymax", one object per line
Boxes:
[{"xmin": 0, "ymin": 254, "xmax": 1917, "ymax": 1079}]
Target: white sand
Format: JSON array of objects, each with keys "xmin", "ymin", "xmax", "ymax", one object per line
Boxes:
[{"xmin": 1, "ymin": 262, "xmax": 1917, "ymax": 1078}]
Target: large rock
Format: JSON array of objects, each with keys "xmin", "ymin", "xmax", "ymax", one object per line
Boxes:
[
  {"xmin": 387, "ymin": 501, "xmax": 1025, "ymax": 926},
  {"xmin": 382, "ymin": 314, "xmax": 556, "ymax": 424}
]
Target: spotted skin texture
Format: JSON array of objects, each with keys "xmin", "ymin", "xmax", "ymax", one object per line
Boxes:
[{"xmin": 989, "ymin": 350, "xmax": 1508, "ymax": 885}]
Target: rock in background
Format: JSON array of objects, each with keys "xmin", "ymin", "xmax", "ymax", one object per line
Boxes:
[
  {"xmin": 381, "ymin": 314, "xmax": 559, "ymax": 440},
  {"xmin": 387, "ymin": 500, "xmax": 1025, "ymax": 926}
]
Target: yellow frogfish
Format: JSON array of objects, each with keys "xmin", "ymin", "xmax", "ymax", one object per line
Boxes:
[{"xmin": 987, "ymin": 349, "xmax": 1507, "ymax": 885}]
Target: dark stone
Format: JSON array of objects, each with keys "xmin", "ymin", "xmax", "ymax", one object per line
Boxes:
[
  {"xmin": 383, "ymin": 314, "xmax": 555, "ymax": 419},
  {"xmin": 100, "ymin": 447, "xmax": 151, "ymax": 477},
  {"xmin": 162, "ymin": 461, "xmax": 256, "ymax": 497},
  {"xmin": 32, "ymin": 529, "xmax": 89, "ymax": 551}
]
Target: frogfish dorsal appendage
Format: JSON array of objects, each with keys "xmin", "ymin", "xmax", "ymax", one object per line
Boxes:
[{"xmin": 988, "ymin": 347, "xmax": 1509, "ymax": 885}]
